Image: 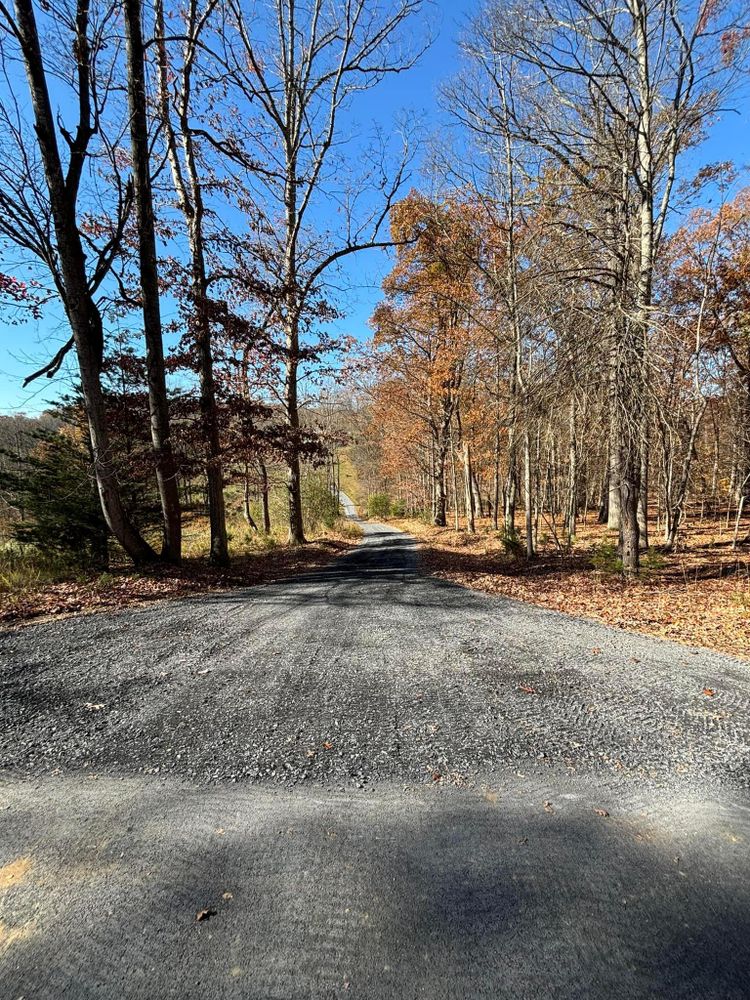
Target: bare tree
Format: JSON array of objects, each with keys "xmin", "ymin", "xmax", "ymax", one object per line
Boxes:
[
  {"xmin": 154, "ymin": 0, "xmax": 228, "ymax": 564},
  {"xmin": 452, "ymin": 0, "xmax": 742, "ymax": 572},
  {"xmin": 124, "ymin": 0, "xmax": 182, "ymax": 562},
  {"xmin": 0, "ymin": 0, "xmax": 157, "ymax": 563},
  {"xmin": 223, "ymin": 0, "xmax": 428, "ymax": 543}
]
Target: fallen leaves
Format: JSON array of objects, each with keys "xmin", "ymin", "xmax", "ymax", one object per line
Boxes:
[
  {"xmin": 703, "ymin": 687, "xmax": 715, "ymax": 697},
  {"xmin": 519, "ymin": 684, "xmax": 537, "ymax": 695},
  {"xmin": 594, "ymin": 808, "xmax": 610, "ymax": 818},
  {"xmin": 322, "ymin": 741, "xmax": 334, "ymax": 751},
  {"xmin": 404, "ymin": 516, "xmax": 750, "ymax": 661},
  {"xmin": 83, "ymin": 702, "xmax": 105, "ymax": 712},
  {"xmin": 543, "ymin": 800, "xmax": 554, "ymax": 813},
  {"xmin": 0, "ymin": 539, "xmax": 356, "ymax": 629},
  {"xmin": 195, "ymin": 908, "xmax": 216, "ymax": 923}
]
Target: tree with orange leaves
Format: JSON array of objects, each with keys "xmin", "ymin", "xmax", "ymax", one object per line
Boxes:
[{"xmin": 370, "ymin": 192, "xmax": 481, "ymax": 526}]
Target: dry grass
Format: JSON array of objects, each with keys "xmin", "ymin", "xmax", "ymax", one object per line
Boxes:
[
  {"xmin": 394, "ymin": 512, "xmax": 750, "ymax": 661},
  {"xmin": 0, "ymin": 516, "xmax": 360, "ymax": 629}
]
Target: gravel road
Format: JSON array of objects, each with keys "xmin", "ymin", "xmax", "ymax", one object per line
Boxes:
[{"xmin": 1, "ymin": 498, "xmax": 749, "ymax": 998}]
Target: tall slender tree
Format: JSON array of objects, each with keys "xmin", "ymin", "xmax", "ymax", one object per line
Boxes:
[
  {"xmin": 0, "ymin": 0, "xmax": 157, "ymax": 563},
  {"xmin": 124, "ymin": 0, "xmax": 182, "ymax": 562}
]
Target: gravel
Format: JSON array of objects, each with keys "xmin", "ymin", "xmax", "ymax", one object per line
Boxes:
[
  {"xmin": 0, "ymin": 505, "xmax": 749, "ymax": 997},
  {"xmin": 1, "ymin": 516, "xmax": 748, "ymax": 791}
]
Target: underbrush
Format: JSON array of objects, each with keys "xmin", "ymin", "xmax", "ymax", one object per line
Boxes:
[
  {"xmin": 0, "ymin": 498, "xmax": 361, "ymax": 608},
  {"xmin": 0, "ymin": 542, "xmax": 92, "ymax": 592}
]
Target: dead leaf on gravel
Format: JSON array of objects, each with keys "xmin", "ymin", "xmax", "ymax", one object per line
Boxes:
[
  {"xmin": 543, "ymin": 801, "xmax": 554, "ymax": 812},
  {"xmin": 83, "ymin": 702, "xmax": 105, "ymax": 712},
  {"xmin": 222, "ymin": 892, "xmax": 233, "ymax": 901},
  {"xmin": 432, "ymin": 771, "xmax": 442, "ymax": 782},
  {"xmin": 519, "ymin": 684, "xmax": 537, "ymax": 695},
  {"xmin": 322, "ymin": 741, "xmax": 334, "ymax": 750},
  {"xmin": 591, "ymin": 647, "xmax": 602, "ymax": 655},
  {"xmin": 594, "ymin": 808, "xmax": 610, "ymax": 818},
  {"xmin": 195, "ymin": 908, "xmax": 216, "ymax": 922},
  {"xmin": 306, "ymin": 749, "xmax": 317, "ymax": 759},
  {"xmin": 703, "ymin": 687, "xmax": 715, "ymax": 697}
]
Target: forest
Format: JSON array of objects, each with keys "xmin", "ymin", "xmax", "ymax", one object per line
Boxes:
[{"xmin": 0, "ymin": 0, "xmax": 749, "ymax": 652}]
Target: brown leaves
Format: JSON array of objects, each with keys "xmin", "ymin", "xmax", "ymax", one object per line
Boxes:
[
  {"xmin": 519, "ymin": 684, "xmax": 537, "ymax": 695},
  {"xmin": 0, "ymin": 539, "xmax": 356, "ymax": 629},
  {"xmin": 703, "ymin": 687, "xmax": 715, "ymax": 697},
  {"xmin": 195, "ymin": 908, "xmax": 216, "ymax": 922},
  {"xmin": 543, "ymin": 800, "xmax": 554, "ymax": 813},
  {"xmin": 407, "ymin": 516, "xmax": 750, "ymax": 661},
  {"xmin": 594, "ymin": 808, "xmax": 610, "ymax": 818},
  {"xmin": 322, "ymin": 741, "xmax": 334, "ymax": 751}
]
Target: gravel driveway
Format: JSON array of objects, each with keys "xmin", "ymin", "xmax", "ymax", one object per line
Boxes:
[{"xmin": 1, "ymin": 501, "xmax": 749, "ymax": 998}]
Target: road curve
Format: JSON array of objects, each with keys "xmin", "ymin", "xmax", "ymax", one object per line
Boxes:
[{"xmin": 0, "ymin": 499, "xmax": 749, "ymax": 998}]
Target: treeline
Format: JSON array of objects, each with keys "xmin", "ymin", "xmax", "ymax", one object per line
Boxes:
[
  {"xmin": 356, "ymin": 0, "xmax": 750, "ymax": 574},
  {"xmin": 0, "ymin": 0, "xmax": 425, "ymax": 566}
]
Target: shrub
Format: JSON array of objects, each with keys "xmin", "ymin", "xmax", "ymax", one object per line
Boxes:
[
  {"xmin": 591, "ymin": 541, "xmax": 622, "ymax": 575},
  {"xmin": 498, "ymin": 528, "xmax": 524, "ymax": 558},
  {"xmin": 0, "ymin": 428, "xmax": 108, "ymax": 568},
  {"xmin": 0, "ymin": 543, "xmax": 75, "ymax": 592},
  {"xmin": 367, "ymin": 493, "xmax": 392, "ymax": 518},
  {"xmin": 390, "ymin": 497, "xmax": 406, "ymax": 517},
  {"xmin": 302, "ymin": 473, "xmax": 340, "ymax": 530}
]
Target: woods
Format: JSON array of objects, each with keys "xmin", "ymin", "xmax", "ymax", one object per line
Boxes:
[
  {"xmin": 0, "ymin": 0, "xmax": 749, "ymax": 631},
  {"xmin": 356, "ymin": 0, "xmax": 750, "ymax": 585},
  {"xmin": 0, "ymin": 0, "xmax": 424, "ymax": 575}
]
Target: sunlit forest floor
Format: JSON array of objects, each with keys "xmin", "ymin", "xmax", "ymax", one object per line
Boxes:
[
  {"xmin": 0, "ymin": 514, "xmax": 360, "ymax": 628},
  {"xmin": 394, "ymin": 513, "xmax": 750, "ymax": 661}
]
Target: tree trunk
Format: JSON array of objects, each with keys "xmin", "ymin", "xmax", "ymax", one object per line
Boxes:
[
  {"xmin": 124, "ymin": 0, "xmax": 182, "ymax": 563},
  {"xmin": 492, "ymin": 431, "xmax": 501, "ymax": 530},
  {"xmin": 463, "ymin": 439, "xmax": 475, "ymax": 534},
  {"xmin": 638, "ymin": 431, "xmax": 649, "ymax": 551},
  {"xmin": 283, "ymin": 291, "xmax": 305, "ymax": 543},
  {"xmin": 433, "ymin": 433, "xmax": 448, "ymax": 527},
  {"xmin": 14, "ymin": 0, "xmax": 156, "ymax": 565},
  {"xmin": 243, "ymin": 467, "xmax": 258, "ymax": 531},
  {"xmin": 258, "ymin": 458, "xmax": 272, "ymax": 534},
  {"xmin": 664, "ymin": 399, "xmax": 707, "ymax": 550},
  {"xmin": 449, "ymin": 421, "xmax": 460, "ymax": 530},
  {"xmin": 567, "ymin": 396, "xmax": 577, "ymax": 541},
  {"xmin": 524, "ymin": 425, "xmax": 534, "ymax": 558},
  {"xmin": 607, "ymin": 409, "xmax": 622, "ymax": 531},
  {"xmin": 154, "ymin": 0, "xmax": 227, "ymax": 565}
]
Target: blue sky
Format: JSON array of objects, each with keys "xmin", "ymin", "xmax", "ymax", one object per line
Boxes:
[{"xmin": 1, "ymin": 0, "xmax": 747, "ymax": 415}]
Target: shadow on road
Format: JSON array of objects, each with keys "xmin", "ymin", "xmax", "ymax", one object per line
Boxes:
[{"xmin": 2, "ymin": 779, "xmax": 747, "ymax": 999}]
